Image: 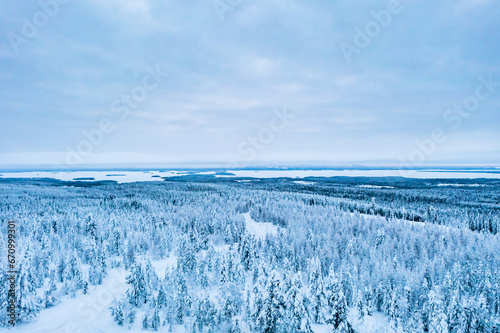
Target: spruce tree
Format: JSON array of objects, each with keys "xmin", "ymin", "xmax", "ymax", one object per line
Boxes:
[
  {"xmin": 126, "ymin": 263, "xmax": 148, "ymax": 306},
  {"xmin": 308, "ymin": 258, "xmax": 325, "ymax": 324},
  {"xmin": 325, "ymin": 267, "xmax": 352, "ymax": 333},
  {"xmin": 426, "ymin": 289, "xmax": 448, "ymax": 333},
  {"xmin": 17, "ymin": 262, "xmax": 41, "ymax": 323},
  {"xmin": 285, "ymin": 273, "xmax": 313, "ymax": 332}
]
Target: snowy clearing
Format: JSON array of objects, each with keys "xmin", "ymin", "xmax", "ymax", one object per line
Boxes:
[{"xmin": 243, "ymin": 212, "xmax": 279, "ymax": 238}]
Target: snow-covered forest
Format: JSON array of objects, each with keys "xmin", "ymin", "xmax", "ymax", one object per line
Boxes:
[{"xmin": 0, "ymin": 177, "xmax": 499, "ymax": 332}]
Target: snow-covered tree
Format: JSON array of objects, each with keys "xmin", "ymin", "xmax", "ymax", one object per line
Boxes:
[
  {"xmin": 193, "ymin": 293, "xmax": 217, "ymax": 332},
  {"xmin": 308, "ymin": 257, "xmax": 326, "ymax": 324},
  {"xmin": 126, "ymin": 263, "xmax": 148, "ymax": 307},
  {"xmin": 174, "ymin": 269, "xmax": 191, "ymax": 323},
  {"xmin": 285, "ymin": 273, "xmax": 313, "ymax": 332},
  {"xmin": 17, "ymin": 261, "xmax": 41, "ymax": 323},
  {"xmin": 325, "ymin": 267, "xmax": 353, "ymax": 333},
  {"xmin": 111, "ymin": 300, "xmax": 125, "ymax": 326},
  {"xmin": 425, "ymin": 289, "xmax": 448, "ymax": 333}
]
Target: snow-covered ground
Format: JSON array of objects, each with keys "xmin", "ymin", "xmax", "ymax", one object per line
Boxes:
[
  {"xmin": 6, "ymin": 257, "xmax": 180, "ymax": 333},
  {"xmin": 5, "ymin": 259, "xmax": 394, "ymax": 333},
  {"xmin": 436, "ymin": 183, "xmax": 486, "ymax": 187},
  {"xmin": 243, "ymin": 213, "xmax": 279, "ymax": 238},
  {"xmin": 8, "ymin": 267, "xmax": 129, "ymax": 333},
  {"xmin": 4, "ymin": 213, "xmax": 404, "ymax": 333},
  {"xmin": 347, "ymin": 309, "xmax": 395, "ymax": 333},
  {"xmin": 358, "ymin": 185, "xmax": 394, "ymax": 189},
  {"xmin": 293, "ymin": 180, "xmax": 317, "ymax": 185}
]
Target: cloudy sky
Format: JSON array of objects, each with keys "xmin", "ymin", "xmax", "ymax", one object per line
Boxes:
[{"xmin": 0, "ymin": 0, "xmax": 499, "ymax": 169}]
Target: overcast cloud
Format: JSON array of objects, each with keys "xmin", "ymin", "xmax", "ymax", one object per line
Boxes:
[{"xmin": 0, "ymin": 0, "xmax": 499, "ymax": 169}]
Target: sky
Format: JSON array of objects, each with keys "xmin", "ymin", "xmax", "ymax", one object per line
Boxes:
[{"xmin": 0, "ymin": 0, "xmax": 499, "ymax": 170}]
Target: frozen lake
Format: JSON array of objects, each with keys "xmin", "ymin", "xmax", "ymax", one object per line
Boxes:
[{"xmin": 0, "ymin": 168, "xmax": 499, "ymax": 183}]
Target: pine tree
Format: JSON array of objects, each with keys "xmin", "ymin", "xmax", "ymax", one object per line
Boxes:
[
  {"xmin": 17, "ymin": 261, "xmax": 41, "ymax": 323},
  {"xmin": 325, "ymin": 267, "xmax": 353, "ymax": 333},
  {"xmin": 43, "ymin": 265, "xmax": 59, "ymax": 308},
  {"xmin": 157, "ymin": 284, "xmax": 168, "ymax": 309},
  {"xmin": 459, "ymin": 296, "xmax": 489, "ymax": 333},
  {"xmin": 177, "ymin": 237, "xmax": 197, "ymax": 274},
  {"xmin": 193, "ymin": 293, "xmax": 217, "ymax": 332},
  {"xmin": 447, "ymin": 290, "xmax": 462, "ymax": 333},
  {"xmin": 364, "ymin": 286, "xmax": 372, "ymax": 316},
  {"xmin": 174, "ymin": 269, "xmax": 191, "ymax": 323},
  {"xmin": 356, "ymin": 290, "xmax": 365, "ymax": 323},
  {"xmin": 126, "ymin": 263, "xmax": 148, "ymax": 307},
  {"xmin": 124, "ymin": 240, "xmax": 136, "ymax": 269},
  {"xmin": 308, "ymin": 258, "xmax": 326, "ymax": 324},
  {"xmin": 253, "ymin": 270, "xmax": 285, "ymax": 333},
  {"xmin": 111, "ymin": 300, "xmax": 125, "ymax": 326},
  {"xmin": 285, "ymin": 273, "xmax": 313, "ymax": 333},
  {"xmin": 229, "ymin": 319, "xmax": 242, "ymax": 333},
  {"xmin": 151, "ymin": 300, "xmax": 161, "ymax": 331},
  {"xmin": 0, "ymin": 269, "xmax": 9, "ymax": 326},
  {"xmin": 142, "ymin": 314, "xmax": 149, "ymax": 329},
  {"xmin": 426, "ymin": 289, "xmax": 448, "ymax": 333},
  {"xmin": 388, "ymin": 289, "xmax": 400, "ymax": 329}
]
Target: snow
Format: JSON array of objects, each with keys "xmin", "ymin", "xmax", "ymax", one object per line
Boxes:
[
  {"xmin": 358, "ymin": 185, "xmax": 394, "ymax": 189},
  {"xmin": 150, "ymin": 256, "xmax": 178, "ymax": 279},
  {"xmin": 348, "ymin": 308, "xmax": 395, "ymax": 333},
  {"xmin": 6, "ymin": 258, "xmax": 178, "ymax": 333},
  {"xmin": 309, "ymin": 309, "xmax": 394, "ymax": 333},
  {"xmin": 8, "ymin": 267, "xmax": 129, "ymax": 333},
  {"xmin": 293, "ymin": 181, "xmax": 317, "ymax": 185},
  {"xmin": 437, "ymin": 183, "xmax": 486, "ymax": 187},
  {"xmin": 243, "ymin": 213, "xmax": 279, "ymax": 238}
]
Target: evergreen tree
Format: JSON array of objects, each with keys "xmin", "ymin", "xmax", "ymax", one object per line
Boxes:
[
  {"xmin": 285, "ymin": 273, "xmax": 313, "ymax": 333},
  {"xmin": 0, "ymin": 268, "xmax": 9, "ymax": 326},
  {"xmin": 17, "ymin": 261, "xmax": 41, "ymax": 323},
  {"xmin": 193, "ymin": 293, "xmax": 217, "ymax": 332},
  {"xmin": 151, "ymin": 300, "xmax": 161, "ymax": 331},
  {"xmin": 355, "ymin": 290, "xmax": 365, "ymax": 323},
  {"xmin": 426, "ymin": 289, "xmax": 448, "ymax": 333},
  {"xmin": 364, "ymin": 286, "xmax": 373, "ymax": 316},
  {"xmin": 388, "ymin": 289, "xmax": 400, "ymax": 329},
  {"xmin": 254, "ymin": 270, "xmax": 285, "ymax": 333},
  {"xmin": 447, "ymin": 290, "xmax": 462, "ymax": 333},
  {"xmin": 459, "ymin": 296, "xmax": 490, "ymax": 333},
  {"xmin": 126, "ymin": 263, "xmax": 148, "ymax": 306},
  {"xmin": 43, "ymin": 265, "xmax": 59, "ymax": 308},
  {"xmin": 175, "ymin": 269, "xmax": 191, "ymax": 323},
  {"xmin": 325, "ymin": 267, "xmax": 353, "ymax": 333},
  {"xmin": 308, "ymin": 258, "xmax": 326, "ymax": 324},
  {"xmin": 142, "ymin": 314, "xmax": 149, "ymax": 329},
  {"xmin": 111, "ymin": 300, "xmax": 125, "ymax": 326}
]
